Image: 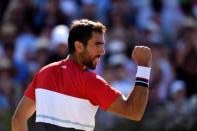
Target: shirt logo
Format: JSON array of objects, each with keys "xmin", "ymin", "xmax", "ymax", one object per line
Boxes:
[{"xmin": 61, "ymin": 65, "xmax": 67, "ymax": 69}]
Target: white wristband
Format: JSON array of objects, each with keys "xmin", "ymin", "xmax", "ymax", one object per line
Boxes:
[{"xmin": 136, "ymin": 66, "xmax": 151, "ymax": 80}]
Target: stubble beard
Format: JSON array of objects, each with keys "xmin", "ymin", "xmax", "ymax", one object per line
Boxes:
[
  {"xmin": 80, "ymin": 51, "xmax": 96, "ymax": 70},
  {"xmin": 84, "ymin": 59, "xmax": 96, "ymax": 70}
]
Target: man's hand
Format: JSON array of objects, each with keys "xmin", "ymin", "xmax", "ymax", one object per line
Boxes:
[{"xmin": 132, "ymin": 46, "xmax": 152, "ymax": 67}]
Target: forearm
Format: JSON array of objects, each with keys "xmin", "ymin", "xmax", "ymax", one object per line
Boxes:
[
  {"xmin": 125, "ymin": 85, "xmax": 149, "ymax": 121},
  {"xmin": 125, "ymin": 65, "xmax": 150, "ymax": 121},
  {"xmin": 12, "ymin": 117, "xmax": 28, "ymax": 131}
]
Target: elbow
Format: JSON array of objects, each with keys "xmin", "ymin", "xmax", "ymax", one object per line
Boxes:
[
  {"xmin": 125, "ymin": 99, "xmax": 147, "ymax": 121},
  {"xmin": 128, "ymin": 113, "xmax": 143, "ymax": 121},
  {"xmin": 125, "ymin": 108, "xmax": 145, "ymax": 121},
  {"xmin": 132, "ymin": 115, "xmax": 143, "ymax": 121}
]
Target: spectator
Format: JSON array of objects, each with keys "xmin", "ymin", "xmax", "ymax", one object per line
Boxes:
[
  {"xmin": 47, "ymin": 25, "xmax": 69, "ymax": 63},
  {"xmin": 174, "ymin": 18, "xmax": 197, "ymax": 97}
]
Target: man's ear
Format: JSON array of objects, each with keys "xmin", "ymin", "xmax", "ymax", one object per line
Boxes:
[{"xmin": 74, "ymin": 41, "xmax": 84, "ymax": 53}]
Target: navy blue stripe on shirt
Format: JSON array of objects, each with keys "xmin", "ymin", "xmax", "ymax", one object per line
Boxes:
[
  {"xmin": 36, "ymin": 122, "xmax": 84, "ymax": 131},
  {"xmin": 37, "ymin": 114, "xmax": 94, "ymax": 128}
]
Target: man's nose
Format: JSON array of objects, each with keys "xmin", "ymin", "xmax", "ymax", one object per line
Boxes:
[{"xmin": 99, "ymin": 47, "xmax": 105, "ymax": 56}]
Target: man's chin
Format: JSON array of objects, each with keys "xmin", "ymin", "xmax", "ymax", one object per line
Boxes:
[
  {"xmin": 88, "ymin": 66, "xmax": 96, "ymax": 70},
  {"xmin": 85, "ymin": 61, "xmax": 97, "ymax": 70},
  {"xmin": 87, "ymin": 64, "xmax": 97, "ymax": 70}
]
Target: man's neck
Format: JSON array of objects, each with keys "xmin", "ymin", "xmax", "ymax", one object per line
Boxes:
[{"xmin": 66, "ymin": 54, "xmax": 87, "ymax": 70}]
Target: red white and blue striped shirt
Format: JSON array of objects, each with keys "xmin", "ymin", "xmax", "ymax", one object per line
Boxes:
[{"xmin": 25, "ymin": 59, "xmax": 121, "ymax": 131}]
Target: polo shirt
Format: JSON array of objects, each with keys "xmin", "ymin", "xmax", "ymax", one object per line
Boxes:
[{"xmin": 25, "ymin": 59, "xmax": 121, "ymax": 131}]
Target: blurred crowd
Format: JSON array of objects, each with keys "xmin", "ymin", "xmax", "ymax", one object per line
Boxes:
[{"xmin": 0, "ymin": 0, "xmax": 197, "ymax": 131}]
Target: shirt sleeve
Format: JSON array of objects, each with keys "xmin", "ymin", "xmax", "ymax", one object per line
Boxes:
[
  {"xmin": 24, "ymin": 73, "xmax": 39, "ymax": 101},
  {"xmin": 84, "ymin": 73, "xmax": 122, "ymax": 110}
]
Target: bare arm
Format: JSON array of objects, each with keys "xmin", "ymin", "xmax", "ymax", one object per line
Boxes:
[
  {"xmin": 12, "ymin": 96, "xmax": 36, "ymax": 131},
  {"xmin": 107, "ymin": 46, "xmax": 152, "ymax": 121}
]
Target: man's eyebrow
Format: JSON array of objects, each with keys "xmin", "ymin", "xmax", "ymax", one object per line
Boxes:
[{"xmin": 96, "ymin": 42, "xmax": 104, "ymax": 45}]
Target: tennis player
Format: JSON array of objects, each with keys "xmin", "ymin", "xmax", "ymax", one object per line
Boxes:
[{"xmin": 12, "ymin": 19, "xmax": 152, "ymax": 131}]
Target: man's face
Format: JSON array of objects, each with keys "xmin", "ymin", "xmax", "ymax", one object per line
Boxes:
[{"xmin": 80, "ymin": 32, "xmax": 105, "ymax": 69}]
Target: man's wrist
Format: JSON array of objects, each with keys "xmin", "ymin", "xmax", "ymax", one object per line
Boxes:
[
  {"xmin": 135, "ymin": 66, "xmax": 151, "ymax": 88},
  {"xmin": 136, "ymin": 66, "xmax": 151, "ymax": 79}
]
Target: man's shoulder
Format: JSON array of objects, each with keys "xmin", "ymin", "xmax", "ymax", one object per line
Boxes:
[{"xmin": 39, "ymin": 60, "xmax": 63, "ymax": 74}]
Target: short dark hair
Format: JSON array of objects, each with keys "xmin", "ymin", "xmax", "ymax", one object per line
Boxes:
[{"xmin": 68, "ymin": 19, "xmax": 106, "ymax": 54}]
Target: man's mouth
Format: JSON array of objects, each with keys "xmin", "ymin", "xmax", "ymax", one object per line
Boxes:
[{"xmin": 94, "ymin": 56, "xmax": 101, "ymax": 65}]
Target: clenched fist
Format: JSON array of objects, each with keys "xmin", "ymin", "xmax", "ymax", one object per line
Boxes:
[{"xmin": 132, "ymin": 46, "xmax": 152, "ymax": 67}]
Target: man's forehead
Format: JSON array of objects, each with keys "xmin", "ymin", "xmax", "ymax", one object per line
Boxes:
[{"xmin": 91, "ymin": 32, "xmax": 104, "ymax": 41}]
